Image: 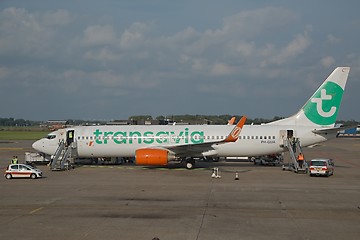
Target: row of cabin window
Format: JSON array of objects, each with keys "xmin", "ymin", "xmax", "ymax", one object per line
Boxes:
[
  {"xmin": 77, "ymin": 135, "xmax": 276, "ymax": 140},
  {"xmin": 239, "ymin": 135, "xmax": 276, "ymax": 140}
]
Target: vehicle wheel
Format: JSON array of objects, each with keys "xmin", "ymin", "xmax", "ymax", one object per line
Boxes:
[
  {"xmin": 186, "ymin": 162, "xmax": 193, "ymax": 169},
  {"xmin": 5, "ymin": 173, "xmax": 12, "ymax": 179},
  {"xmin": 30, "ymin": 173, "xmax": 37, "ymax": 179}
]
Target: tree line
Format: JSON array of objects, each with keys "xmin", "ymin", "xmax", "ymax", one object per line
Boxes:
[{"xmin": 0, "ymin": 118, "xmax": 38, "ymax": 126}]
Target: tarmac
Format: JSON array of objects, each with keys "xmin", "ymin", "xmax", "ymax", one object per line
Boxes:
[{"xmin": 0, "ymin": 138, "xmax": 359, "ymax": 240}]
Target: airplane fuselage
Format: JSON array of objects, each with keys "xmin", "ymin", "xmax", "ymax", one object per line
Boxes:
[{"xmin": 33, "ymin": 124, "xmax": 331, "ymax": 158}]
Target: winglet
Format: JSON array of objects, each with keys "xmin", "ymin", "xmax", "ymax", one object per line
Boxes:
[
  {"xmin": 227, "ymin": 117, "xmax": 236, "ymax": 125},
  {"xmin": 223, "ymin": 116, "xmax": 246, "ymax": 142}
]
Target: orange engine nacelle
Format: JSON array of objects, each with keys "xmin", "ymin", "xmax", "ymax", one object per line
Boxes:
[{"xmin": 135, "ymin": 149, "xmax": 175, "ymax": 166}]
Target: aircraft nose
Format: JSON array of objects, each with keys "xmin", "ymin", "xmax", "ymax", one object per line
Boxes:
[{"xmin": 32, "ymin": 140, "xmax": 43, "ymax": 152}]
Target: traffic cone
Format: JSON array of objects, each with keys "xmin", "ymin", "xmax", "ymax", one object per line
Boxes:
[
  {"xmin": 234, "ymin": 172, "xmax": 239, "ymax": 180},
  {"xmin": 211, "ymin": 168, "xmax": 216, "ymax": 178}
]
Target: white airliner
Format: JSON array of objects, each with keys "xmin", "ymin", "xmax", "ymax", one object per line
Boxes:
[{"xmin": 32, "ymin": 67, "xmax": 350, "ymax": 169}]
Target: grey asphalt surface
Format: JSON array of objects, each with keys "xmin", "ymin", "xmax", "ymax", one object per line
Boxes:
[{"xmin": 0, "ymin": 138, "xmax": 359, "ymax": 240}]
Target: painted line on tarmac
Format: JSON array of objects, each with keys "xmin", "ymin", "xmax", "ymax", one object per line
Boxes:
[
  {"xmin": 0, "ymin": 147, "xmax": 24, "ymax": 150},
  {"xmin": 29, "ymin": 207, "xmax": 44, "ymax": 215}
]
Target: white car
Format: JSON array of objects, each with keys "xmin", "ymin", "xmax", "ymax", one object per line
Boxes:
[
  {"xmin": 309, "ymin": 159, "xmax": 334, "ymax": 177},
  {"xmin": 4, "ymin": 164, "xmax": 43, "ymax": 179}
]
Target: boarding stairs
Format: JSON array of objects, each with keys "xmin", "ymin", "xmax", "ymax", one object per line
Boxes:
[
  {"xmin": 282, "ymin": 138, "xmax": 308, "ymax": 173},
  {"xmin": 50, "ymin": 140, "xmax": 76, "ymax": 170}
]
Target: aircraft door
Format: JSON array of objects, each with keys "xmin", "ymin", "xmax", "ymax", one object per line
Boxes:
[
  {"xmin": 279, "ymin": 129, "xmax": 294, "ymax": 147},
  {"xmin": 287, "ymin": 130, "xmax": 294, "ymax": 139},
  {"xmin": 66, "ymin": 130, "xmax": 75, "ymax": 146}
]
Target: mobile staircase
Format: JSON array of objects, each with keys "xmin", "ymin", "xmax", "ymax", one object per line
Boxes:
[
  {"xmin": 282, "ymin": 138, "xmax": 308, "ymax": 173},
  {"xmin": 50, "ymin": 140, "xmax": 76, "ymax": 170}
]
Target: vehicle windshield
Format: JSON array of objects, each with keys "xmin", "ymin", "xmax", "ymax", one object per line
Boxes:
[
  {"xmin": 311, "ymin": 160, "xmax": 326, "ymax": 166},
  {"xmin": 26, "ymin": 165, "xmax": 39, "ymax": 170}
]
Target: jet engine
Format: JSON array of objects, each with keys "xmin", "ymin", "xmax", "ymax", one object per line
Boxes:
[{"xmin": 135, "ymin": 149, "xmax": 175, "ymax": 166}]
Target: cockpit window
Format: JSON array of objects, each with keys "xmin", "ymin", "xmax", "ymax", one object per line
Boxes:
[{"xmin": 47, "ymin": 134, "xmax": 56, "ymax": 140}]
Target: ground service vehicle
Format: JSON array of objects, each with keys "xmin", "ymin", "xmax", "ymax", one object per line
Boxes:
[
  {"xmin": 309, "ymin": 159, "xmax": 334, "ymax": 177},
  {"xmin": 4, "ymin": 164, "xmax": 43, "ymax": 179}
]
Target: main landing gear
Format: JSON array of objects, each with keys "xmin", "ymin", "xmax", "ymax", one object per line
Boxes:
[{"xmin": 182, "ymin": 157, "xmax": 195, "ymax": 170}]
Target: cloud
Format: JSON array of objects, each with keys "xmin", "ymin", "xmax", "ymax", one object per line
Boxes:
[
  {"xmin": 260, "ymin": 27, "xmax": 312, "ymax": 67},
  {"xmin": 320, "ymin": 56, "xmax": 335, "ymax": 68},
  {"xmin": 211, "ymin": 63, "xmax": 236, "ymax": 76},
  {"xmin": 1, "ymin": 5, "xmax": 358, "ymax": 120},
  {"xmin": 0, "ymin": 67, "xmax": 10, "ymax": 79},
  {"xmin": 0, "ymin": 7, "xmax": 73, "ymax": 57},
  {"xmin": 0, "ymin": 6, "xmax": 312, "ymax": 87},
  {"xmin": 221, "ymin": 7, "xmax": 297, "ymax": 37},
  {"xmin": 82, "ymin": 24, "xmax": 116, "ymax": 46},
  {"xmin": 83, "ymin": 47, "xmax": 120, "ymax": 61},
  {"xmin": 327, "ymin": 34, "xmax": 340, "ymax": 44},
  {"xmin": 42, "ymin": 9, "xmax": 73, "ymax": 26},
  {"xmin": 119, "ymin": 22, "xmax": 149, "ymax": 50}
]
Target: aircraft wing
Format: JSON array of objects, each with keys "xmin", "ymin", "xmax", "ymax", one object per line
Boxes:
[{"xmin": 161, "ymin": 116, "xmax": 246, "ymax": 157}]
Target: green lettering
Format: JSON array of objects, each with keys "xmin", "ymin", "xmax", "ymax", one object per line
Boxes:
[
  {"xmin": 143, "ymin": 131, "xmax": 154, "ymax": 144},
  {"xmin": 104, "ymin": 131, "xmax": 113, "ymax": 144},
  {"xmin": 191, "ymin": 131, "xmax": 204, "ymax": 144},
  {"xmin": 156, "ymin": 131, "xmax": 169, "ymax": 144},
  {"xmin": 93, "ymin": 128, "xmax": 205, "ymax": 145},
  {"xmin": 129, "ymin": 131, "xmax": 141, "ymax": 144},
  {"xmin": 113, "ymin": 131, "xmax": 127, "ymax": 144},
  {"xmin": 175, "ymin": 131, "xmax": 184, "ymax": 144},
  {"xmin": 94, "ymin": 129, "xmax": 103, "ymax": 144},
  {"xmin": 185, "ymin": 128, "xmax": 189, "ymax": 143}
]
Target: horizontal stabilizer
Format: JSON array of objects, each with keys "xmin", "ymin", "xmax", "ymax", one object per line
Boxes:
[{"xmin": 312, "ymin": 125, "xmax": 358, "ymax": 135}]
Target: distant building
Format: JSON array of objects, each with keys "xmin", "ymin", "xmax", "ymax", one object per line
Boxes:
[{"xmin": 47, "ymin": 120, "xmax": 68, "ymax": 130}]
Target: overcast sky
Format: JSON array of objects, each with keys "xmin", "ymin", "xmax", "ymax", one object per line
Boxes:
[{"xmin": 0, "ymin": 0, "xmax": 359, "ymax": 121}]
